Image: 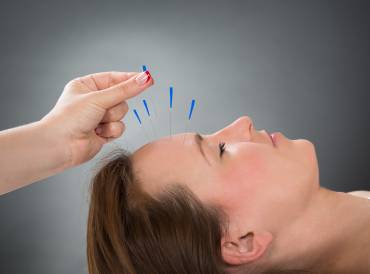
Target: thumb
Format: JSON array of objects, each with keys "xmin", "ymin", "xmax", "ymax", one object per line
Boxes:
[{"xmin": 92, "ymin": 71, "xmax": 153, "ymax": 109}]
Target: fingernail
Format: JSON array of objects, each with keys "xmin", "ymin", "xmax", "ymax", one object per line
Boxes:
[{"xmin": 135, "ymin": 71, "xmax": 151, "ymax": 85}]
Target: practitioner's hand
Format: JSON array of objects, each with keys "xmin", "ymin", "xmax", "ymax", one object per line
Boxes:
[{"xmin": 40, "ymin": 71, "xmax": 153, "ymax": 168}]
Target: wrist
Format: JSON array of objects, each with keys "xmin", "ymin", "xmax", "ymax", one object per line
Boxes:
[{"xmin": 37, "ymin": 118, "xmax": 73, "ymax": 171}]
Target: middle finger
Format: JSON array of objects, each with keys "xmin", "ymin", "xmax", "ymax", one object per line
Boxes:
[{"xmin": 101, "ymin": 101, "xmax": 129, "ymax": 123}]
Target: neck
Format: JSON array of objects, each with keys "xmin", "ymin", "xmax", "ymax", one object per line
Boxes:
[{"xmin": 270, "ymin": 186, "xmax": 370, "ymax": 273}]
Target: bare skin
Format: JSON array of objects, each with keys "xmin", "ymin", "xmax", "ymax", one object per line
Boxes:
[
  {"xmin": 348, "ymin": 191, "xmax": 370, "ymax": 199},
  {"xmin": 0, "ymin": 71, "xmax": 153, "ymax": 195},
  {"xmin": 132, "ymin": 116, "xmax": 370, "ymax": 273}
]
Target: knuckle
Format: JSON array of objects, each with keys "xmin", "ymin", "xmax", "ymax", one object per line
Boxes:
[
  {"xmin": 111, "ymin": 102, "xmax": 128, "ymax": 121},
  {"xmin": 120, "ymin": 101, "xmax": 129, "ymax": 114},
  {"xmin": 122, "ymin": 100, "xmax": 128, "ymax": 110},
  {"xmin": 65, "ymin": 78, "xmax": 80, "ymax": 89},
  {"xmin": 117, "ymin": 121, "xmax": 125, "ymax": 131},
  {"xmin": 104, "ymin": 109, "xmax": 115, "ymax": 121},
  {"xmin": 111, "ymin": 122, "xmax": 121, "ymax": 131},
  {"xmin": 109, "ymin": 122, "xmax": 118, "ymax": 131},
  {"xmin": 112, "ymin": 122, "xmax": 125, "ymax": 137},
  {"xmin": 105, "ymin": 102, "xmax": 128, "ymax": 121}
]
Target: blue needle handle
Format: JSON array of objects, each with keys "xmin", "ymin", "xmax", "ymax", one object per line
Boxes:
[
  {"xmin": 133, "ymin": 109, "xmax": 142, "ymax": 124},
  {"xmin": 188, "ymin": 99, "xmax": 195, "ymax": 120},
  {"xmin": 143, "ymin": 99, "xmax": 150, "ymax": 116},
  {"xmin": 169, "ymin": 86, "xmax": 173, "ymax": 109}
]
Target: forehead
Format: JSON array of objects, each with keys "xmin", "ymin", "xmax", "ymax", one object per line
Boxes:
[
  {"xmin": 131, "ymin": 133, "xmax": 205, "ymax": 194},
  {"xmin": 132, "ymin": 133, "xmax": 188, "ymax": 162}
]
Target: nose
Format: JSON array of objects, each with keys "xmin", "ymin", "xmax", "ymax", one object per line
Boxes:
[{"xmin": 211, "ymin": 116, "xmax": 254, "ymax": 141}]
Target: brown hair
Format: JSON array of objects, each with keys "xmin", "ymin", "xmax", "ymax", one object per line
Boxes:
[{"xmin": 86, "ymin": 148, "xmax": 314, "ymax": 274}]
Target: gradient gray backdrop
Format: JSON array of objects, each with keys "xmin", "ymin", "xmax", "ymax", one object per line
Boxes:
[{"xmin": 1, "ymin": 0, "xmax": 369, "ymax": 273}]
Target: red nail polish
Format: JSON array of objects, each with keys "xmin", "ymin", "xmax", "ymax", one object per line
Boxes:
[{"xmin": 145, "ymin": 70, "xmax": 152, "ymax": 83}]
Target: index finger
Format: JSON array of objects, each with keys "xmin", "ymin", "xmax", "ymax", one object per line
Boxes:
[{"xmin": 77, "ymin": 71, "xmax": 140, "ymax": 91}]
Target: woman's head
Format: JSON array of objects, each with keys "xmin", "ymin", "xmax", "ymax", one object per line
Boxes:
[
  {"xmin": 90, "ymin": 117, "xmax": 319, "ymax": 273},
  {"xmin": 131, "ymin": 116, "xmax": 319, "ymax": 265},
  {"xmin": 87, "ymin": 149, "xmax": 228, "ymax": 274}
]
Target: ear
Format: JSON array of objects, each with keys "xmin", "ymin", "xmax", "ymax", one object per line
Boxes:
[{"xmin": 221, "ymin": 231, "xmax": 273, "ymax": 266}]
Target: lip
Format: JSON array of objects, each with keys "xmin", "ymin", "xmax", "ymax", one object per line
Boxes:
[
  {"xmin": 270, "ymin": 132, "xmax": 279, "ymax": 147},
  {"xmin": 268, "ymin": 132, "xmax": 275, "ymax": 147},
  {"xmin": 263, "ymin": 130, "xmax": 275, "ymax": 147}
]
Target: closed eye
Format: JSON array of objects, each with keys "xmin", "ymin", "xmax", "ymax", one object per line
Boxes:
[{"xmin": 219, "ymin": 142, "xmax": 226, "ymax": 157}]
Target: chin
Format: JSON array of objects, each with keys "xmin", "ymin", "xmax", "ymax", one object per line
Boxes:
[
  {"xmin": 295, "ymin": 138, "xmax": 318, "ymax": 165},
  {"xmin": 293, "ymin": 138, "xmax": 316, "ymax": 149}
]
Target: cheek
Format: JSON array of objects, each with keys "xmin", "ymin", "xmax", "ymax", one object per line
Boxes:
[
  {"xmin": 213, "ymin": 142, "xmax": 320, "ymax": 227},
  {"xmin": 216, "ymin": 150, "xmax": 268, "ymax": 208},
  {"xmin": 221, "ymin": 147, "xmax": 270, "ymax": 186}
]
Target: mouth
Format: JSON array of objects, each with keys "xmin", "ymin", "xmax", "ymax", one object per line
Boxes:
[
  {"xmin": 265, "ymin": 130, "xmax": 276, "ymax": 147},
  {"xmin": 270, "ymin": 133, "xmax": 276, "ymax": 147},
  {"xmin": 257, "ymin": 126, "xmax": 280, "ymax": 147},
  {"xmin": 269, "ymin": 133, "xmax": 275, "ymax": 147},
  {"xmin": 270, "ymin": 132, "xmax": 281, "ymax": 147}
]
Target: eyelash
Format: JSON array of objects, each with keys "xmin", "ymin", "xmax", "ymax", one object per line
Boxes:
[{"xmin": 218, "ymin": 142, "xmax": 226, "ymax": 157}]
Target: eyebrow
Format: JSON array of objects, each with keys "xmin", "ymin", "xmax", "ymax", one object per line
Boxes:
[{"xmin": 194, "ymin": 133, "xmax": 211, "ymax": 165}]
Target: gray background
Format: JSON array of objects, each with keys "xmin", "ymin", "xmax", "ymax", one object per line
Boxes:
[{"xmin": 0, "ymin": 0, "xmax": 369, "ymax": 273}]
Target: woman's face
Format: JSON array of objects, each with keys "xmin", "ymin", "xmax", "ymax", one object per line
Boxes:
[{"xmin": 132, "ymin": 116, "xmax": 319, "ymax": 240}]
